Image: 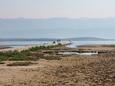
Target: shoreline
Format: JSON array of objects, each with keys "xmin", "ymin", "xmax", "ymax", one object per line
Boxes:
[
  {"xmin": 0, "ymin": 42, "xmax": 114, "ymax": 85},
  {"xmin": 0, "ymin": 41, "xmax": 70, "ymax": 52}
]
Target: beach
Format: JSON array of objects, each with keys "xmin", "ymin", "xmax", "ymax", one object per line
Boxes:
[
  {"xmin": 0, "ymin": 41, "xmax": 70, "ymax": 52},
  {"xmin": 1, "ymin": 0, "xmax": 115, "ymax": 85},
  {"xmin": 0, "ymin": 43, "xmax": 114, "ymax": 86}
]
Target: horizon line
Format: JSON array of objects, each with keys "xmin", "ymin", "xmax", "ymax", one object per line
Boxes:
[
  {"xmin": 0, "ymin": 37, "xmax": 111, "ymax": 39},
  {"xmin": 1, "ymin": 17, "xmax": 115, "ymax": 19}
]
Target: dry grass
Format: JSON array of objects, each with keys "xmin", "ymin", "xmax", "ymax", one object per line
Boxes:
[
  {"xmin": 78, "ymin": 44, "xmax": 115, "ymax": 51},
  {"xmin": 0, "ymin": 44, "xmax": 114, "ymax": 86},
  {"xmin": 6, "ymin": 61, "xmax": 34, "ymax": 66},
  {"xmin": 0, "ymin": 55, "xmax": 114, "ymax": 86}
]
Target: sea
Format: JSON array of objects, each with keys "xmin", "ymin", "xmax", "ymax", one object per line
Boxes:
[
  {"xmin": 67, "ymin": 41, "xmax": 115, "ymax": 48},
  {"xmin": 0, "ymin": 41, "xmax": 50, "ymax": 48},
  {"xmin": 1, "ymin": 40, "xmax": 115, "ymax": 48}
]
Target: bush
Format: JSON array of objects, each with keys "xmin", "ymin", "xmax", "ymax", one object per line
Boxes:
[
  {"xmin": 0, "ymin": 56, "xmax": 9, "ymax": 61},
  {"xmin": 29, "ymin": 45, "xmax": 56, "ymax": 51},
  {"xmin": 0, "ymin": 51, "xmax": 28, "ymax": 61},
  {"xmin": 58, "ymin": 43, "xmax": 62, "ymax": 46},
  {"xmin": 9, "ymin": 53, "xmax": 27, "ymax": 61}
]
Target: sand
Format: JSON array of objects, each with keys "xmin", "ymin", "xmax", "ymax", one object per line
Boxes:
[
  {"xmin": 0, "ymin": 44, "xmax": 114, "ymax": 86},
  {"xmin": 0, "ymin": 56, "xmax": 114, "ymax": 86}
]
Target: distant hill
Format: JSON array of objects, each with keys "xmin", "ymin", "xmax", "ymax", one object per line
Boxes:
[
  {"xmin": 65, "ymin": 37, "xmax": 115, "ymax": 41},
  {"xmin": 0, "ymin": 37, "xmax": 114, "ymax": 41},
  {"xmin": 0, "ymin": 38, "xmax": 58, "ymax": 41}
]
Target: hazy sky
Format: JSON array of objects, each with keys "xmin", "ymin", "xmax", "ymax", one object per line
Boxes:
[{"xmin": 0, "ymin": 0, "xmax": 115, "ymax": 18}]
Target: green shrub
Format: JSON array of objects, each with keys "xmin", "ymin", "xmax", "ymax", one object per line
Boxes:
[
  {"xmin": 0, "ymin": 45, "xmax": 61, "ymax": 61},
  {"xmin": 0, "ymin": 56, "xmax": 8, "ymax": 61},
  {"xmin": 29, "ymin": 45, "xmax": 56, "ymax": 51},
  {"xmin": 9, "ymin": 53, "xmax": 26, "ymax": 61}
]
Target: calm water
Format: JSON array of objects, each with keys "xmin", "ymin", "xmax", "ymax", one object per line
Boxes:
[
  {"xmin": 1, "ymin": 40, "xmax": 115, "ymax": 48},
  {"xmin": 0, "ymin": 41, "xmax": 51, "ymax": 48},
  {"xmin": 68, "ymin": 41, "xmax": 115, "ymax": 48}
]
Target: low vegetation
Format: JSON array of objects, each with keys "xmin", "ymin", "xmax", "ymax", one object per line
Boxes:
[
  {"xmin": 0, "ymin": 44, "xmax": 114, "ymax": 85},
  {"xmin": 29, "ymin": 45, "xmax": 57, "ymax": 51},
  {"xmin": 0, "ymin": 44, "xmax": 62, "ymax": 61}
]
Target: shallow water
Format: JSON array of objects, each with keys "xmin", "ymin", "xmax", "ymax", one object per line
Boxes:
[
  {"xmin": 0, "ymin": 41, "xmax": 50, "ymax": 48},
  {"xmin": 0, "ymin": 40, "xmax": 115, "ymax": 48},
  {"xmin": 67, "ymin": 41, "xmax": 115, "ymax": 48},
  {"xmin": 58, "ymin": 51, "xmax": 98, "ymax": 56}
]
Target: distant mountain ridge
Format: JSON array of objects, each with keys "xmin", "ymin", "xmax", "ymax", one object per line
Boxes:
[
  {"xmin": 0, "ymin": 37, "xmax": 114, "ymax": 41},
  {"xmin": 65, "ymin": 37, "xmax": 115, "ymax": 41}
]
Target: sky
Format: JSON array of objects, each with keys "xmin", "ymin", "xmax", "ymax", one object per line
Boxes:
[{"xmin": 0, "ymin": 0, "xmax": 115, "ymax": 18}]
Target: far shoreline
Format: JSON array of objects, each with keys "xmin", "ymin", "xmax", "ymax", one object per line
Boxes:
[{"xmin": 0, "ymin": 41, "xmax": 71, "ymax": 52}]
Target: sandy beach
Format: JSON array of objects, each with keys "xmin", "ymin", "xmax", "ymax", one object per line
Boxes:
[{"xmin": 0, "ymin": 44, "xmax": 114, "ymax": 86}]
